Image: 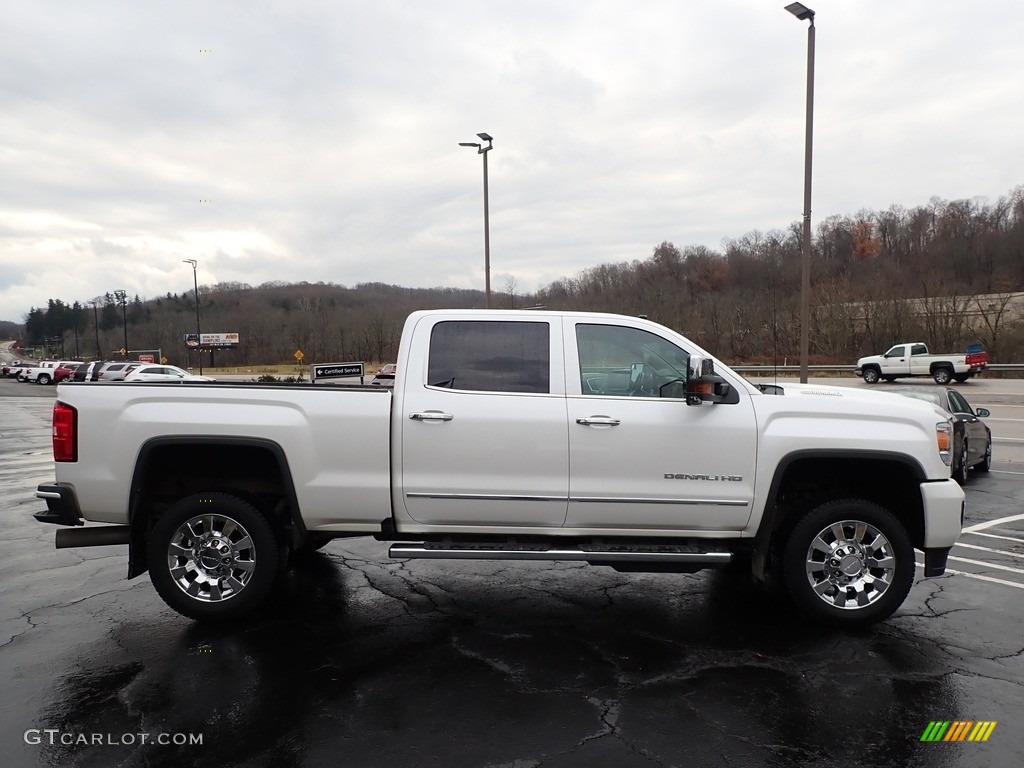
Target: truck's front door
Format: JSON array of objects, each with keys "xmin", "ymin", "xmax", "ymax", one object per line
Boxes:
[
  {"xmin": 398, "ymin": 317, "xmax": 569, "ymax": 528},
  {"xmin": 881, "ymin": 344, "xmax": 912, "ymax": 376},
  {"xmin": 564, "ymin": 320, "xmax": 756, "ymax": 533}
]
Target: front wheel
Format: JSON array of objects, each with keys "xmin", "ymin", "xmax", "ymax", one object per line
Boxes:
[
  {"xmin": 782, "ymin": 499, "xmax": 915, "ymax": 627},
  {"xmin": 933, "ymin": 367, "xmax": 953, "ymax": 385},
  {"xmin": 148, "ymin": 492, "xmax": 281, "ymax": 621},
  {"xmin": 862, "ymin": 368, "xmax": 880, "ymax": 384}
]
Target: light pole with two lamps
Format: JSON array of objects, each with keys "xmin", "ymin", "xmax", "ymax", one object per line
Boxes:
[
  {"xmin": 182, "ymin": 259, "xmax": 203, "ymax": 374},
  {"xmin": 459, "ymin": 132, "xmax": 494, "ymax": 309},
  {"xmin": 785, "ymin": 2, "xmax": 815, "ymax": 384}
]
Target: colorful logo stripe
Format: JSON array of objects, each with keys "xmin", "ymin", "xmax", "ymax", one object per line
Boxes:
[{"xmin": 921, "ymin": 721, "xmax": 997, "ymax": 742}]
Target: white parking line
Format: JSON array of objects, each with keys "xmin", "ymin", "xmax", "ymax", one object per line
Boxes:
[
  {"xmin": 962, "ymin": 513, "xmax": 1024, "ymax": 533},
  {"xmin": 990, "ymin": 469, "xmax": 1024, "ymax": 476},
  {"xmin": 916, "ymin": 564, "xmax": 1024, "ymax": 590},
  {"xmin": 954, "ymin": 542, "xmax": 1024, "ymax": 559},
  {"xmin": 993, "ymin": 437, "xmax": 1024, "ymax": 443},
  {"xmin": 967, "ymin": 531, "xmax": 1024, "ymax": 545},
  {"xmin": 947, "ymin": 555, "xmax": 1024, "ymax": 576}
]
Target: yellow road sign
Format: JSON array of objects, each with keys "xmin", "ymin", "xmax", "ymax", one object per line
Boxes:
[{"xmin": 294, "ymin": 349, "xmax": 304, "ymax": 361}]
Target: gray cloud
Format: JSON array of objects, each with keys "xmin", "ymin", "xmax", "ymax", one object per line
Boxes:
[{"xmin": 2, "ymin": 0, "xmax": 1022, "ymax": 322}]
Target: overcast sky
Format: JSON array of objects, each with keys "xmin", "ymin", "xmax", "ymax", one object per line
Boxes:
[{"xmin": 1, "ymin": 0, "xmax": 1022, "ymax": 323}]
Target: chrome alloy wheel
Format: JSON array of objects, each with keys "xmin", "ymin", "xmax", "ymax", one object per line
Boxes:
[
  {"xmin": 166, "ymin": 514, "xmax": 256, "ymax": 602},
  {"xmin": 803, "ymin": 519, "xmax": 896, "ymax": 610}
]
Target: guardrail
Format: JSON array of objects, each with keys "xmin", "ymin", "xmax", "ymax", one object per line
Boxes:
[{"xmin": 730, "ymin": 364, "xmax": 1024, "ymax": 374}]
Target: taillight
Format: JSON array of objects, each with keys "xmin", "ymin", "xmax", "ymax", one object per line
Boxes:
[{"xmin": 53, "ymin": 401, "xmax": 77, "ymax": 462}]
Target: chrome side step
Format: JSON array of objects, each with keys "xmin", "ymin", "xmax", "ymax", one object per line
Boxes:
[{"xmin": 389, "ymin": 540, "xmax": 733, "ymax": 566}]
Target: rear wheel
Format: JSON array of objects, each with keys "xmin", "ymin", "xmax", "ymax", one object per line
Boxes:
[
  {"xmin": 862, "ymin": 368, "xmax": 881, "ymax": 384},
  {"xmin": 37, "ymin": 373, "xmax": 52, "ymax": 385},
  {"xmin": 782, "ymin": 499, "xmax": 914, "ymax": 627},
  {"xmin": 933, "ymin": 367, "xmax": 953, "ymax": 385},
  {"xmin": 148, "ymin": 492, "xmax": 281, "ymax": 621}
]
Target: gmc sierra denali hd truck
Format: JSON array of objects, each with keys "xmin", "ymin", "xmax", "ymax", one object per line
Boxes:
[{"xmin": 35, "ymin": 310, "xmax": 964, "ymax": 627}]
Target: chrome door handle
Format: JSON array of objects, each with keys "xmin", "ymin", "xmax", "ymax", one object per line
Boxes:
[
  {"xmin": 576, "ymin": 416, "xmax": 621, "ymax": 426},
  {"xmin": 409, "ymin": 411, "xmax": 454, "ymax": 422}
]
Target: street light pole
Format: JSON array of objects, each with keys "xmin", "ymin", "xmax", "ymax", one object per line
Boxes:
[
  {"xmin": 114, "ymin": 290, "xmax": 128, "ymax": 360},
  {"xmin": 183, "ymin": 259, "xmax": 202, "ymax": 374},
  {"xmin": 90, "ymin": 299, "xmax": 101, "ymax": 359},
  {"xmin": 459, "ymin": 132, "xmax": 494, "ymax": 308},
  {"xmin": 785, "ymin": 2, "xmax": 815, "ymax": 384}
]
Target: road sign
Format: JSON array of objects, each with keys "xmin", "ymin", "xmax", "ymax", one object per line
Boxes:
[
  {"xmin": 119, "ymin": 347, "xmax": 126, "ymax": 356},
  {"xmin": 311, "ymin": 362, "xmax": 364, "ymax": 382},
  {"xmin": 294, "ymin": 349, "xmax": 304, "ymax": 361}
]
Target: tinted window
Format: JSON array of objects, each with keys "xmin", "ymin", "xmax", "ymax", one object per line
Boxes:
[
  {"xmin": 428, "ymin": 321, "xmax": 549, "ymax": 393},
  {"xmin": 576, "ymin": 324, "xmax": 690, "ymax": 398}
]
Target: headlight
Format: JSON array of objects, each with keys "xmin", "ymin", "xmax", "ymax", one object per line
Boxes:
[{"xmin": 936, "ymin": 421, "xmax": 952, "ymax": 466}]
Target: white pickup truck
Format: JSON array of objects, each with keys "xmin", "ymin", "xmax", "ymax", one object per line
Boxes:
[
  {"xmin": 35, "ymin": 310, "xmax": 964, "ymax": 627},
  {"xmin": 855, "ymin": 342, "xmax": 989, "ymax": 385}
]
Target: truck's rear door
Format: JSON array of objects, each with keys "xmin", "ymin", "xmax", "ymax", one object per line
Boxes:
[{"xmin": 397, "ymin": 314, "xmax": 569, "ymax": 527}]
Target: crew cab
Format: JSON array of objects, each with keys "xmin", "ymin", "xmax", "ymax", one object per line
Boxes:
[
  {"xmin": 34, "ymin": 310, "xmax": 964, "ymax": 627},
  {"xmin": 855, "ymin": 342, "xmax": 988, "ymax": 384}
]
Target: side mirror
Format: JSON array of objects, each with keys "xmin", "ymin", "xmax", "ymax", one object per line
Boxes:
[
  {"xmin": 976, "ymin": 407, "xmax": 991, "ymax": 417},
  {"xmin": 685, "ymin": 355, "xmax": 731, "ymax": 406}
]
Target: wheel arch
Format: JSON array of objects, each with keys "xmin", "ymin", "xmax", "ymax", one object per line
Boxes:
[
  {"xmin": 751, "ymin": 450, "xmax": 927, "ymax": 581},
  {"xmin": 127, "ymin": 436, "xmax": 306, "ymax": 579}
]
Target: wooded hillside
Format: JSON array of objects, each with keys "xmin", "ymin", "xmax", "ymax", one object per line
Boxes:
[{"xmin": 15, "ymin": 186, "xmax": 1024, "ymax": 366}]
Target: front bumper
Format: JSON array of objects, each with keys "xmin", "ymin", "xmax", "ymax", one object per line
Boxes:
[{"xmin": 919, "ymin": 479, "xmax": 964, "ymax": 577}]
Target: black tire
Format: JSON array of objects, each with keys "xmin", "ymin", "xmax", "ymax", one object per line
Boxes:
[
  {"xmin": 37, "ymin": 373, "xmax": 52, "ymax": 385},
  {"xmin": 952, "ymin": 440, "xmax": 969, "ymax": 485},
  {"xmin": 933, "ymin": 367, "xmax": 953, "ymax": 385},
  {"xmin": 148, "ymin": 492, "xmax": 280, "ymax": 621},
  {"xmin": 976, "ymin": 440, "xmax": 992, "ymax": 473},
  {"xmin": 782, "ymin": 499, "xmax": 915, "ymax": 627},
  {"xmin": 862, "ymin": 368, "xmax": 881, "ymax": 384}
]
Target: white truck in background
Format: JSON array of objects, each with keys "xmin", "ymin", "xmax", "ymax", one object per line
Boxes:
[
  {"xmin": 855, "ymin": 342, "xmax": 988, "ymax": 385},
  {"xmin": 35, "ymin": 310, "xmax": 964, "ymax": 627}
]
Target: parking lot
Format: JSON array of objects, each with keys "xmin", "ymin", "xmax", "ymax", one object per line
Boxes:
[{"xmin": 1, "ymin": 377, "xmax": 1023, "ymax": 767}]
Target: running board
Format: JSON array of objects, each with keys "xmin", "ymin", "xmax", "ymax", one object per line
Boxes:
[{"xmin": 388, "ymin": 540, "xmax": 733, "ymax": 566}]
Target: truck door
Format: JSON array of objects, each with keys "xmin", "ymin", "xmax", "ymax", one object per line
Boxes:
[
  {"xmin": 564, "ymin": 319, "xmax": 756, "ymax": 532},
  {"xmin": 881, "ymin": 344, "xmax": 911, "ymax": 376},
  {"xmin": 907, "ymin": 343, "xmax": 932, "ymax": 376},
  {"xmin": 398, "ymin": 317, "xmax": 569, "ymax": 527}
]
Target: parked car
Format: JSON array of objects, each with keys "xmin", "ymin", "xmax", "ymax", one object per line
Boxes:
[
  {"xmin": 52, "ymin": 363, "xmax": 81, "ymax": 383},
  {"xmin": 98, "ymin": 362, "xmax": 140, "ymax": 381},
  {"xmin": 23, "ymin": 360, "xmax": 82, "ymax": 385},
  {"xmin": 123, "ymin": 364, "xmax": 214, "ymax": 382},
  {"xmin": 4, "ymin": 361, "xmax": 32, "ymax": 379},
  {"xmin": 889, "ymin": 386, "xmax": 992, "ymax": 485},
  {"xmin": 370, "ymin": 363, "xmax": 397, "ymax": 387},
  {"xmin": 72, "ymin": 361, "xmax": 107, "ymax": 382}
]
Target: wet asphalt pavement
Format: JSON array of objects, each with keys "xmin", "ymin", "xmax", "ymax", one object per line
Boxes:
[{"xmin": 2, "ymin": 380, "xmax": 1024, "ymax": 767}]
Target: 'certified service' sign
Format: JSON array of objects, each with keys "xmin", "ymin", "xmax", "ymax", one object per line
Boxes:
[{"xmin": 311, "ymin": 362, "xmax": 364, "ymax": 382}]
